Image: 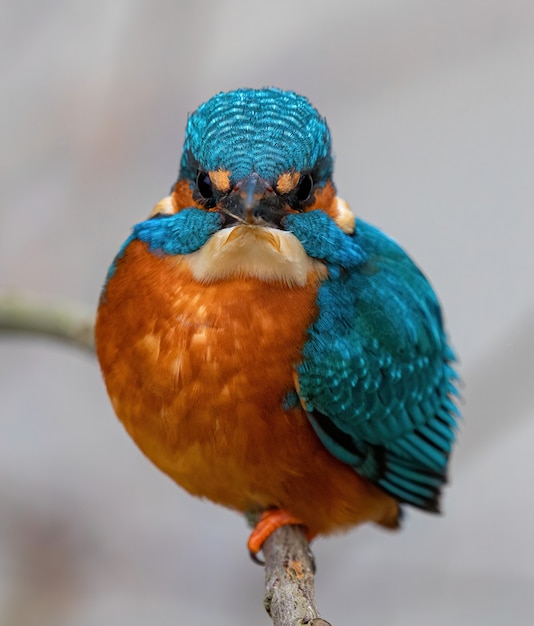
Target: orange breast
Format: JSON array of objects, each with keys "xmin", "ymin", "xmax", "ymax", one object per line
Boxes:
[{"xmin": 95, "ymin": 240, "xmax": 398, "ymax": 534}]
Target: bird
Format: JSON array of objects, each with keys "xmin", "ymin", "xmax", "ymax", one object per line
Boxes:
[{"xmin": 95, "ymin": 87, "xmax": 459, "ymax": 559}]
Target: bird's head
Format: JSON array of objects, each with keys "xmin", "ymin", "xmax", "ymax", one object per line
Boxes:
[{"xmin": 149, "ymin": 88, "xmax": 355, "ymax": 285}]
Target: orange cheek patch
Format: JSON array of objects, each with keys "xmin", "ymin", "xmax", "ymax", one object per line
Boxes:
[
  {"xmin": 306, "ymin": 181, "xmax": 336, "ymax": 216},
  {"xmin": 305, "ymin": 181, "xmax": 355, "ymax": 234},
  {"xmin": 171, "ymin": 179, "xmax": 205, "ymax": 211}
]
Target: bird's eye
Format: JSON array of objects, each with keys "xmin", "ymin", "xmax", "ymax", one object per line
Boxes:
[
  {"xmin": 295, "ymin": 174, "xmax": 313, "ymax": 202},
  {"xmin": 196, "ymin": 171, "xmax": 213, "ymax": 199}
]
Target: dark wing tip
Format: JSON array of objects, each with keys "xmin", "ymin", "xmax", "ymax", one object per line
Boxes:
[
  {"xmin": 374, "ymin": 450, "xmax": 447, "ymax": 513},
  {"xmin": 307, "ymin": 408, "xmax": 451, "ymax": 513}
]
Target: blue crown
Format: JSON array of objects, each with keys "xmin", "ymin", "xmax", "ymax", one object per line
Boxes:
[{"xmin": 180, "ymin": 88, "xmax": 333, "ymax": 184}]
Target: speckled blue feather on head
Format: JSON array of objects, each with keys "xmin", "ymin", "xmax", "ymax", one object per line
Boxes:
[{"xmin": 180, "ymin": 88, "xmax": 333, "ymax": 184}]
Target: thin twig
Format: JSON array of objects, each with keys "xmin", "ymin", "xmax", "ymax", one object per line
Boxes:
[
  {"xmin": 0, "ymin": 294, "xmax": 95, "ymax": 352},
  {"xmin": 0, "ymin": 291, "xmax": 332, "ymax": 624}
]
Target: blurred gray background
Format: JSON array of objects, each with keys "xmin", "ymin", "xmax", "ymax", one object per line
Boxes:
[{"xmin": 1, "ymin": 1, "xmax": 533, "ymax": 624}]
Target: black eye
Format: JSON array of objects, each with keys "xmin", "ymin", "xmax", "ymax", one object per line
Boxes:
[
  {"xmin": 295, "ymin": 174, "xmax": 313, "ymax": 202},
  {"xmin": 196, "ymin": 171, "xmax": 213, "ymax": 199}
]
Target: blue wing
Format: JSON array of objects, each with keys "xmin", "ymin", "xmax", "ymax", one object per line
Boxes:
[{"xmin": 285, "ymin": 211, "xmax": 460, "ymax": 512}]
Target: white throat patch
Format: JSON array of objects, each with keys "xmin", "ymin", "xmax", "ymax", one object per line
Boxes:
[{"xmin": 185, "ymin": 225, "xmax": 326, "ymax": 286}]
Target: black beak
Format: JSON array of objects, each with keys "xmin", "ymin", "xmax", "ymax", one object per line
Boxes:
[
  {"xmin": 219, "ymin": 174, "xmax": 287, "ymax": 228},
  {"xmin": 240, "ymin": 173, "xmax": 266, "ymax": 222}
]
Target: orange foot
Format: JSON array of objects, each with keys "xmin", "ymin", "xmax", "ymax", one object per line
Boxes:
[{"xmin": 247, "ymin": 509, "xmax": 315, "ymax": 563}]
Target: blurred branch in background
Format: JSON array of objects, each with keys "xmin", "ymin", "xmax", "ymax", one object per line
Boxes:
[
  {"xmin": 0, "ymin": 294, "xmax": 95, "ymax": 352},
  {"xmin": 0, "ymin": 292, "xmax": 331, "ymax": 626}
]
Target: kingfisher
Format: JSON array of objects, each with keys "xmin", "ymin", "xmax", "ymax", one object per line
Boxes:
[{"xmin": 95, "ymin": 88, "xmax": 459, "ymax": 559}]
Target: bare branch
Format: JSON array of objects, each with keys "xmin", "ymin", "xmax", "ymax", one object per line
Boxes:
[
  {"xmin": 263, "ymin": 525, "xmax": 332, "ymax": 626},
  {"xmin": 0, "ymin": 294, "xmax": 95, "ymax": 353}
]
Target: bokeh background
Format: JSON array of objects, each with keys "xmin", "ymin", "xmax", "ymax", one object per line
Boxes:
[{"xmin": 1, "ymin": 1, "xmax": 533, "ymax": 624}]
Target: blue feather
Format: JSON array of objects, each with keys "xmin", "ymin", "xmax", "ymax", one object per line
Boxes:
[
  {"xmin": 133, "ymin": 209, "xmax": 222, "ymax": 255},
  {"xmin": 287, "ymin": 211, "xmax": 459, "ymax": 511},
  {"xmin": 101, "ymin": 208, "xmax": 223, "ymax": 296},
  {"xmin": 180, "ymin": 88, "xmax": 333, "ymax": 184}
]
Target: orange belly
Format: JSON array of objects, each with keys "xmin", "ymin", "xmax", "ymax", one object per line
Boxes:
[{"xmin": 96, "ymin": 240, "xmax": 398, "ymax": 534}]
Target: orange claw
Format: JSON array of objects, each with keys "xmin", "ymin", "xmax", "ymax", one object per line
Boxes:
[{"xmin": 247, "ymin": 509, "xmax": 315, "ymax": 562}]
